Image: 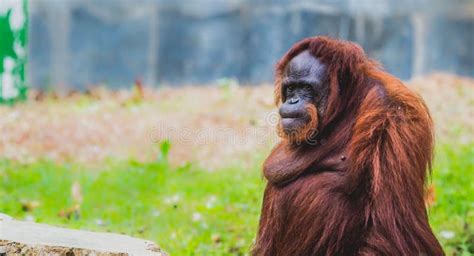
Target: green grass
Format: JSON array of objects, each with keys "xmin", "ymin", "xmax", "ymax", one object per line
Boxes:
[
  {"xmin": 429, "ymin": 144, "xmax": 474, "ymax": 255},
  {"xmin": 0, "ymin": 149, "xmax": 265, "ymax": 255},
  {"xmin": 0, "ymin": 143, "xmax": 472, "ymax": 255}
]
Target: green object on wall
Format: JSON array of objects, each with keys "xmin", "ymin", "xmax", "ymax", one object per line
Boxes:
[{"xmin": 0, "ymin": 0, "xmax": 28, "ymax": 103}]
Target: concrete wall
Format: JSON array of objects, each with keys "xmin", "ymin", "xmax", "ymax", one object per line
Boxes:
[{"xmin": 28, "ymin": 0, "xmax": 474, "ymax": 89}]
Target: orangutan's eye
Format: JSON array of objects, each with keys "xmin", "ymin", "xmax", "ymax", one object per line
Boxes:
[{"xmin": 287, "ymin": 85, "xmax": 295, "ymax": 92}]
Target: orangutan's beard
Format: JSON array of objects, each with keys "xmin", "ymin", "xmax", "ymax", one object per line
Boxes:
[{"xmin": 277, "ymin": 104, "xmax": 319, "ymax": 144}]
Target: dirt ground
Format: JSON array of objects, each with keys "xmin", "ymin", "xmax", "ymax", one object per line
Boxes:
[{"xmin": 0, "ymin": 73, "xmax": 472, "ymax": 169}]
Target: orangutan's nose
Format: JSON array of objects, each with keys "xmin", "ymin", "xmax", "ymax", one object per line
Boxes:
[{"xmin": 288, "ymin": 97, "xmax": 299, "ymax": 104}]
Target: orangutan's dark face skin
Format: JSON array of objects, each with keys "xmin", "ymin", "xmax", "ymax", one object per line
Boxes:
[{"xmin": 279, "ymin": 50, "xmax": 329, "ymax": 138}]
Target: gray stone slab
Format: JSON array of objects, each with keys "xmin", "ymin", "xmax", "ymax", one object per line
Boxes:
[{"xmin": 0, "ymin": 219, "xmax": 167, "ymax": 255}]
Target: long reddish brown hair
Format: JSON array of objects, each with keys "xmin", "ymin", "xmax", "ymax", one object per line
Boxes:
[{"xmin": 254, "ymin": 36, "xmax": 443, "ymax": 255}]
